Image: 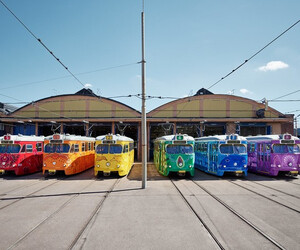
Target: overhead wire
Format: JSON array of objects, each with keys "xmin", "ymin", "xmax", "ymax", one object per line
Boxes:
[
  {"xmin": 207, "ymin": 18, "xmax": 300, "ymax": 90},
  {"xmin": 0, "ymin": 0, "xmax": 95, "ymax": 98},
  {"xmin": 269, "ymin": 89, "xmax": 300, "ymax": 101},
  {"xmin": 0, "ymin": 62, "xmax": 139, "ymax": 91}
]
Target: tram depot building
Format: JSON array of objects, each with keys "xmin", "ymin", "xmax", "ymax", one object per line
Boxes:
[{"xmin": 0, "ymin": 88, "xmax": 294, "ymax": 161}]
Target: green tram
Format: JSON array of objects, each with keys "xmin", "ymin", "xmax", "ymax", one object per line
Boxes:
[{"xmin": 154, "ymin": 134, "xmax": 195, "ymax": 177}]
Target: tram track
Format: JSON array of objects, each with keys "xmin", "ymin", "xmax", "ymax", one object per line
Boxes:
[
  {"xmin": 189, "ymin": 179, "xmax": 285, "ymax": 250},
  {"xmin": 0, "ymin": 176, "xmax": 52, "ymax": 197},
  {"xmin": 6, "ymin": 178, "xmax": 99, "ymax": 250},
  {"xmin": 68, "ymin": 177, "xmax": 120, "ymax": 250},
  {"xmin": 227, "ymin": 180, "xmax": 300, "ymax": 214},
  {"xmin": 170, "ymin": 178, "xmax": 226, "ymax": 250},
  {"xmin": 195, "ymin": 170, "xmax": 300, "ymax": 213},
  {"xmin": 240, "ymin": 179, "xmax": 300, "ymax": 199},
  {"xmin": 0, "ymin": 177, "xmax": 66, "ymax": 210}
]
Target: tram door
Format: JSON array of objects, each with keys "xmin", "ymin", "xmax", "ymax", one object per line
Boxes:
[
  {"xmin": 208, "ymin": 143, "xmax": 218, "ymax": 173},
  {"xmin": 257, "ymin": 143, "xmax": 264, "ymax": 172}
]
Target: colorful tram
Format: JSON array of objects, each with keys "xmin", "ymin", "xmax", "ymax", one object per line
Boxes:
[
  {"xmin": 43, "ymin": 134, "xmax": 95, "ymax": 175},
  {"xmin": 194, "ymin": 134, "xmax": 248, "ymax": 177},
  {"xmin": 246, "ymin": 134, "xmax": 300, "ymax": 176},
  {"xmin": 154, "ymin": 134, "xmax": 195, "ymax": 177},
  {"xmin": 0, "ymin": 134, "xmax": 44, "ymax": 175},
  {"xmin": 95, "ymin": 134, "xmax": 134, "ymax": 177}
]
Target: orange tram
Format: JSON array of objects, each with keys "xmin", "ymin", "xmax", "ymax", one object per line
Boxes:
[
  {"xmin": 43, "ymin": 134, "xmax": 95, "ymax": 176},
  {"xmin": 0, "ymin": 134, "xmax": 44, "ymax": 175}
]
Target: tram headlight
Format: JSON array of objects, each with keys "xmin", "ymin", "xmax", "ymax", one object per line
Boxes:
[
  {"xmin": 117, "ymin": 165, "xmax": 120, "ymax": 168},
  {"xmin": 169, "ymin": 165, "xmax": 172, "ymax": 168},
  {"xmin": 63, "ymin": 164, "xmax": 66, "ymax": 167},
  {"xmin": 223, "ymin": 165, "xmax": 226, "ymax": 168},
  {"xmin": 288, "ymin": 162, "xmax": 292, "ymax": 167},
  {"xmin": 244, "ymin": 165, "xmax": 247, "ymax": 168},
  {"xmin": 97, "ymin": 164, "xmax": 100, "ymax": 168},
  {"xmin": 43, "ymin": 163, "xmax": 46, "ymax": 167},
  {"xmin": 189, "ymin": 165, "xmax": 192, "ymax": 168},
  {"xmin": 106, "ymin": 162, "xmax": 110, "ymax": 167},
  {"xmin": 278, "ymin": 165, "xmax": 281, "ymax": 168},
  {"xmin": 234, "ymin": 162, "xmax": 237, "ymax": 166},
  {"xmin": 12, "ymin": 163, "xmax": 17, "ymax": 167}
]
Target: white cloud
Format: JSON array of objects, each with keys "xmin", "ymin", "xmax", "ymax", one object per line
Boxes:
[
  {"xmin": 258, "ymin": 61, "xmax": 289, "ymax": 72},
  {"xmin": 84, "ymin": 83, "xmax": 92, "ymax": 89},
  {"xmin": 240, "ymin": 89, "xmax": 252, "ymax": 95}
]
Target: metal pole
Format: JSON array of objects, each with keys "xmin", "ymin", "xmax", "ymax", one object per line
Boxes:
[{"xmin": 141, "ymin": 11, "xmax": 147, "ymax": 189}]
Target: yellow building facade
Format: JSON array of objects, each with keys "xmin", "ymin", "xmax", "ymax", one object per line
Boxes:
[{"xmin": 0, "ymin": 88, "xmax": 294, "ymax": 161}]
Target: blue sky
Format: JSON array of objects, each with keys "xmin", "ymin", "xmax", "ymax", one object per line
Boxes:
[{"xmin": 0, "ymin": 0, "xmax": 299, "ymax": 122}]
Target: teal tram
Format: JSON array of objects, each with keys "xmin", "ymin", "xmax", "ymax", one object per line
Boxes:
[
  {"xmin": 154, "ymin": 134, "xmax": 195, "ymax": 177},
  {"xmin": 194, "ymin": 134, "xmax": 248, "ymax": 177}
]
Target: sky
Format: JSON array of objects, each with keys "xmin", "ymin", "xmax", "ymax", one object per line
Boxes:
[{"xmin": 0, "ymin": 0, "xmax": 300, "ymax": 122}]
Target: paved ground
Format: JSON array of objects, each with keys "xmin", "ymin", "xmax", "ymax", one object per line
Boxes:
[{"xmin": 0, "ymin": 167, "xmax": 299, "ymax": 250}]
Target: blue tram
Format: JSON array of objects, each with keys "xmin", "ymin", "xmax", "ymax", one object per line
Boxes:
[{"xmin": 194, "ymin": 134, "xmax": 248, "ymax": 176}]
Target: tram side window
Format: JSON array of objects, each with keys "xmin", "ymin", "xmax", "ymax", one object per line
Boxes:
[
  {"xmin": 123, "ymin": 144, "xmax": 129, "ymax": 153},
  {"xmin": 36, "ymin": 143, "xmax": 42, "ymax": 152},
  {"xmin": 82, "ymin": 143, "xmax": 85, "ymax": 152},
  {"xmin": 21, "ymin": 145, "xmax": 26, "ymax": 153},
  {"xmin": 26, "ymin": 144, "xmax": 33, "ymax": 153},
  {"xmin": 74, "ymin": 144, "xmax": 79, "ymax": 153},
  {"xmin": 88, "ymin": 142, "xmax": 91, "ymax": 151},
  {"xmin": 129, "ymin": 142, "xmax": 134, "ymax": 151},
  {"xmin": 248, "ymin": 143, "xmax": 255, "ymax": 153}
]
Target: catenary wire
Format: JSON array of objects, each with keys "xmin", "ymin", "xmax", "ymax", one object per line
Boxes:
[
  {"xmin": 0, "ymin": 62, "xmax": 139, "ymax": 91},
  {"xmin": 0, "ymin": 0, "xmax": 94, "ymax": 97},
  {"xmin": 269, "ymin": 89, "xmax": 300, "ymax": 101},
  {"xmin": 207, "ymin": 19, "xmax": 300, "ymax": 90}
]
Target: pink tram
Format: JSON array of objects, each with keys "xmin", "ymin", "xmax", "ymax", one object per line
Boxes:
[
  {"xmin": 0, "ymin": 134, "xmax": 44, "ymax": 175},
  {"xmin": 246, "ymin": 134, "xmax": 300, "ymax": 177}
]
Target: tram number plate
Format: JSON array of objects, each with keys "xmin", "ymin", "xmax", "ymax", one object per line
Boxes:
[
  {"xmin": 49, "ymin": 170, "xmax": 56, "ymax": 174},
  {"xmin": 0, "ymin": 170, "xmax": 5, "ymax": 174},
  {"xmin": 178, "ymin": 171, "xmax": 186, "ymax": 174},
  {"xmin": 235, "ymin": 171, "xmax": 243, "ymax": 173},
  {"xmin": 290, "ymin": 171, "xmax": 298, "ymax": 174}
]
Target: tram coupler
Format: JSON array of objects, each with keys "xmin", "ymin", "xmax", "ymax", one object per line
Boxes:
[
  {"xmin": 103, "ymin": 171, "xmax": 111, "ymax": 177},
  {"xmin": 177, "ymin": 171, "xmax": 186, "ymax": 177},
  {"xmin": 287, "ymin": 171, "xmax": 298, "ymax": 177},
  {"xmin": 48, "ymin": 170, "xmax": 56, "ymax": 176}
]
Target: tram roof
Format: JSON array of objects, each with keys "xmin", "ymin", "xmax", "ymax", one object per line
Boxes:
[
  {"xmin": 155, "ymin": 134, "xmax": 194, "ymax": 141},
  {"xmin": 96, "ymin": 134, "xmax": 134, "ymax": 142},
  {"xmin": 45, "ymin": 134, "xmax": 95, "ymax": 141},
  {"xmin": 0, "ymin": 134, "xmax": 45, "ymax": 142},
  {"xmin": 246, "ymin": 134, "xmax": 300, "ymax": 141},
  {"xmin": 195, "ymin": 134, "xmax": 247, "ymax": 141}
]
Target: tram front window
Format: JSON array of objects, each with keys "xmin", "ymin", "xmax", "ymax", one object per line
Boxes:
[
  {"xmin": 44, "ymin": 144, "xmax": 70, "ymax": 153},
  {"xmin": 273, "ymin": 144, "xmax": 300, "ymax": 154},
  {"xmin": 166, "ymin": 145, "xmax": 193, "ymax": 154},
  {"xmin": 110, "ymin": 145, "xmax": 122, "ymax": 154},
  {"xmin": 96, "ymin": 144, "xmax": 122, "ymax": 154},
  {"xmin": 220, "ymin": 144, "xmax": 246, "ymax": 154},
  {"xmin": 0, "ymin": 144, "xmax": 21, "ymax": 153}
]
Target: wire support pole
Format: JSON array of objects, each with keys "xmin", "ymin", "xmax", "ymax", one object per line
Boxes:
[{"xmin": 141, "ymin": 11, "xmax": 147, "ymax": 189}]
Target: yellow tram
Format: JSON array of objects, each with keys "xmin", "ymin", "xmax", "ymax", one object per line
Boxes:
[
  {"xmin": 43, "ymin": 134, "xmax": 95, "ymax": 175},
  {"xmin": 94, "ymin": 134, "xmax": 134, "ymax": 177}
]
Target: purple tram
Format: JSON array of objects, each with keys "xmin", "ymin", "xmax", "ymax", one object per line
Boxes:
[{"xmin": 246, "ymin": 134, "xmax": 300, "ymax": 177}]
